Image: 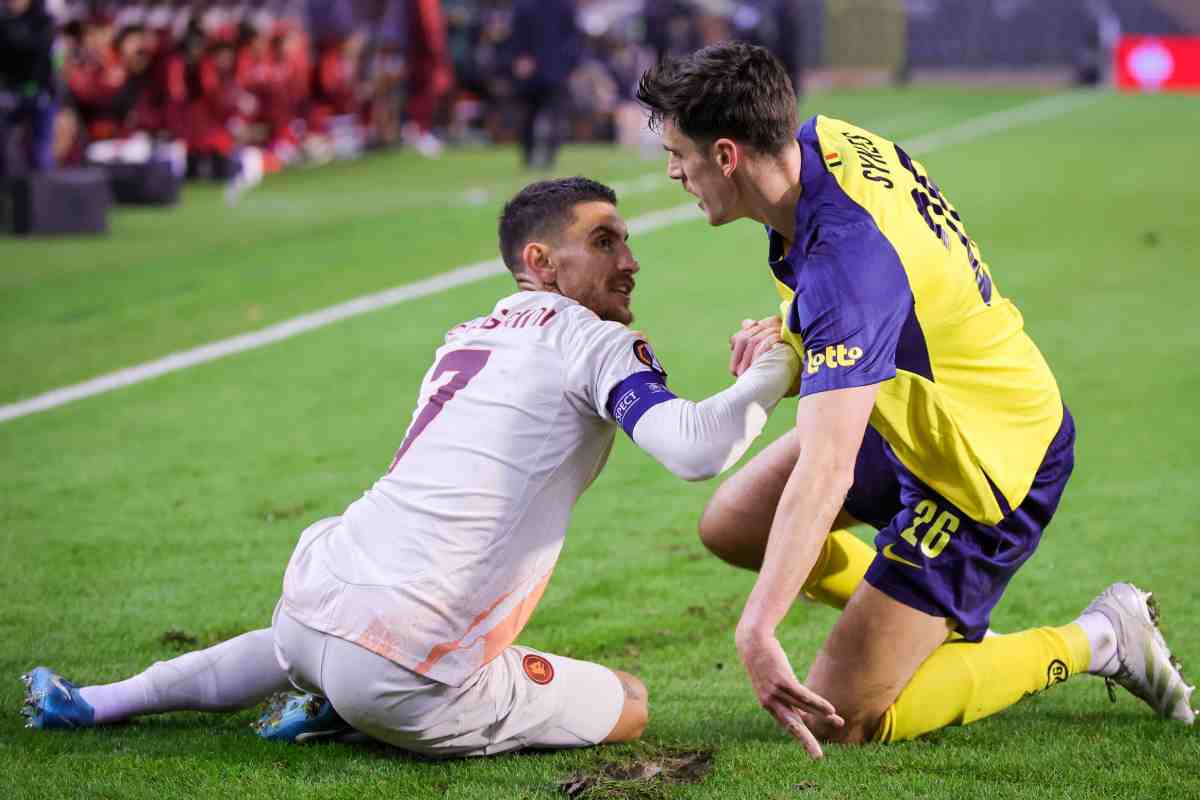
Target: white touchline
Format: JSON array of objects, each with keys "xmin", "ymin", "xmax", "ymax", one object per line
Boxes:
[{"xmin": 0, "ymin": 91, "xmax": 1102, "ymax": 425}]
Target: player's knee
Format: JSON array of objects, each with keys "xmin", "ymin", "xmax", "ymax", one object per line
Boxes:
[
  {"xmin": 696, "ymin": 502, "xmax": 725, "ymax": 555},
  {"xmin": 808, "ymin": 713, "xmax": 876, "ymax": 746},
  {"xmin": 697, "ymin": 494, "xmax": 738, "ymax": 562},
  {"xmin": 603, "ymin": 670, "xmax": 648, "ymax": 743},
  {"xmin": 698, "ymin": 507, "xmax": 763, "ymax": 571}
]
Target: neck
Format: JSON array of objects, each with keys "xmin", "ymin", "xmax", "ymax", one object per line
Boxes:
[
  {"xmin": 515, "ymin": 273, "xmax": 551, "ymax": 293},
  {"xmin": 738, "ymin": 141, "xmax": 803, "ymax": 244}
]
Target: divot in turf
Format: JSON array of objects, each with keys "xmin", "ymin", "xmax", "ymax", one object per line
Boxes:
[{"xmin": 557, "ymin": 748, "xmax": 714, "ymax": 799}]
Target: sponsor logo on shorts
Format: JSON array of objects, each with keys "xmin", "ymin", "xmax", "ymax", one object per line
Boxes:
[
  {"xmin": 1046, "ymin": 659, "xmax": 1069, "ymax": 688},
  {"xmin": 522, "ymin": 654, "xmax": 555, "ymax": 685},
  {"xmin": 881, "ymin": 543, "xmax": 922, "ymax": 570},
  {"xmin": 633, "ymin": 340, "xmax": 666, "ymax": 375},
  {"xmin": 806, "ymin": 344, "xmax": 863, "ymax": 375}
]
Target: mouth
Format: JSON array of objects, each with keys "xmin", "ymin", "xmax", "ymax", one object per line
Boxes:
[{"xmin": 612, "ymin": 282, "xmax": 635, "ymax": 301}]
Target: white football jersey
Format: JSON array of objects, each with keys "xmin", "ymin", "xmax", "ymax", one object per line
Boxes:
[{"xmin": 281, "ymin": 291, "xmax": 668, "ymax": 686}]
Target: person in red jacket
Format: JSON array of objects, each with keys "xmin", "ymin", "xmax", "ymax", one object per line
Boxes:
[
  {"xmin": 236, "ymin": 13, "xmax": 295, "ymax": 162},
  {"xmin": 185, "ymin": 33, "xmax": 246, "ymax": 177},
  {"xmin": 308, "ymin": 30, "xmax": 363, "ymax": 135},
  {"xmin": 403, "ymin": 0, "xmax": 451, "ymax": 158},
  {"xmin": 64, "ymin": 15, "xmax": 126, "ymax": 142}
]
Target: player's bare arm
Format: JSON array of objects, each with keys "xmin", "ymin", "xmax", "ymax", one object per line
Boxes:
[{"xmin": 734, "ymin": 382, "xmax": 879, "ymax": 758}]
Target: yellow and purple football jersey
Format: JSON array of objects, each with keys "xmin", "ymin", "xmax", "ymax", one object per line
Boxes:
[{"xmin": 770, "ymin": 115, "xmax": 1064, "ymax": 525}]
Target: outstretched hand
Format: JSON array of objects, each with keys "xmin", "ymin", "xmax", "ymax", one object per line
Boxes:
[
  {"xmin": 729, "ymin": 316, "xmax": 783, "ymax": 377},
  {"xmin": 736, "ymin": 631, "xmax": 843, "ymax": 759}
]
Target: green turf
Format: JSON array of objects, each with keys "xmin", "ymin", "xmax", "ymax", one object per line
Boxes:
[{"xmin": 2, "ymin": 87, "xmax": 1198, "ymax": 798}]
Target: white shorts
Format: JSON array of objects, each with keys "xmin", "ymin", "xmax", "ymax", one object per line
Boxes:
[{"xmin": 271, "ymin": 606, "xmax": 625, "ymax": 757}]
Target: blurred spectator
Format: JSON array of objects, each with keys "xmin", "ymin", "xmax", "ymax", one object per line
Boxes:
[
  {"xmin": 1078, "ymin": 0, "xmax": 1121, "ymax": 86},
  {"xmin": 404, "ymin": 0, "xmax": 452, "ymax": 158},
  {"xmin": 645, "ymin": 0, "xmax": 700, "ymax": 62},
  {"xmin": 275, "ymin": 16, "xmax": 311, "ymax": 140},
  {"xmin": 32, "ymin": 0, "xmax": 797, "ymax": 186},
  {"xmin": 0, "ymin": 0, "xmax": 59, "ymax": 176},
  {"xmin": 364, "ymin": 0, "xmax": 407, "ymax": 148},
  {"xmin": 236, "ymin": 12, "xmax": 297, "ymax": 161},
  {"xmin": 63, "ymin": 13, "xmax": 125, "ymax": 142},
  {"xmin": 510, "ymin": 0, "xmax": 581, "ymax": 169},
  {"xmin": 186, "ymin": 32, "xmax": 246, "ymax": 177},
  {"xmin": 309, "ymin": 29, "xmax": 367, "ymax": 160}
]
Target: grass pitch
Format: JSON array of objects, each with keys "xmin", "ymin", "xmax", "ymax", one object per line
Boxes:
[{"xmin": 2, "ymin": 88, "xmax": 1199, "ymax": 799}]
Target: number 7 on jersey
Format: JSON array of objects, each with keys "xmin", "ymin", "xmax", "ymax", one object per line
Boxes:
[{"xmin": 388, "ymin": 349, "xmax": 491, "ymax": 471}]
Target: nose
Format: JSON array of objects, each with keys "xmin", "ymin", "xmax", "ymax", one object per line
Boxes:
[
  {"xmin": 667, "ymin": 157, "xmax": 683, "ymax": 182},
  {"xmin": 620, "ymin": 244, "xmax": 639, "ymax": 273}
]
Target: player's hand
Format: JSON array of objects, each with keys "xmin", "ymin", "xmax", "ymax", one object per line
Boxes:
[
  {"xmin": 735, "ymin": 630, "xmax": 842, "ymax": 759},
  {"xmin": 729, "ymin": 316, "xmax": 782, "ymax": 377}
]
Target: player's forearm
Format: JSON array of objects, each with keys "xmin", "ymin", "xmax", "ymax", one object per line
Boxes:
[
  {"xmin": 736, "ymin": 446, "xmax": 854, "ymax": 643},
  {"xmin": 631, "ymin": 346, "xmax": 798, "ymax": 481}
]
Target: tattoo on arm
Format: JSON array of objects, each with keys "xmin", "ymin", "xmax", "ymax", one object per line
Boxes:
[{"xmin": 618, "ymin": 674, "xmax": 645, "ymax": 701}]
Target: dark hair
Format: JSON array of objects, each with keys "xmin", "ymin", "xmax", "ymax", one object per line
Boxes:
[
  {"xmin": 114, "ymin": 23, "xmax": 147, "ymax": 52},
  {"xmin": 498, "ymin": 177, "xmax": 617, "ymax": 274},
  {"xmin": 636, "ymin": 41, "xmax": 798, "ymax": 155}
]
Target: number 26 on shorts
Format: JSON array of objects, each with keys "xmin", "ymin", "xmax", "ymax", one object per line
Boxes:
[{"xmin": 899, "ymin": 499, "xmax": 960, "ymax": 559}]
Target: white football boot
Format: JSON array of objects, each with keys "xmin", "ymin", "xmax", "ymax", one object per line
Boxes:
[{"xmin": 1082, "ymin": 582, "xmax": 1195, "ymax": 724}]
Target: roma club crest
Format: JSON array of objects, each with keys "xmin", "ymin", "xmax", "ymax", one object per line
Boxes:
[{"xmin": 522, "ymin": 654, "xmax": 555, "ymax": 685}]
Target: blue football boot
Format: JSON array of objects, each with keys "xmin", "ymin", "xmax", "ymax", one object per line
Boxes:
[
  {"xmin": 253, "ymin": 691, "xmax": 351, "ymax": 743},
  {"xmin": 20, "ymin": 667, "xmax": 96, "ymax": 730}
]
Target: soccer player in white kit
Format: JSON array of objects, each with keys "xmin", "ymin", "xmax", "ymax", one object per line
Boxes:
[{"xmin": 22, "ymin": 177, "xmax": 827, "ymax": 756}]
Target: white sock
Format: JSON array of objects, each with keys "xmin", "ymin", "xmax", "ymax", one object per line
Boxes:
[
  {"xmin": 78, "ymin": 629, "xmax": 289, "ymax": 724},
  {"xmin": 1074, "ymin": 612, "xmax": 1119, "ymax": 676}
]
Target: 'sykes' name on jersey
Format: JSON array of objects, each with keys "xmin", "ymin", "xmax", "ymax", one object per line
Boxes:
[
  {"xmin": 806, "ymin": 343, "xmax": 863, "ymax": 374},
  {"xmin": 841, "ymin": 131, "xmax": 895, "ymax": 189}
]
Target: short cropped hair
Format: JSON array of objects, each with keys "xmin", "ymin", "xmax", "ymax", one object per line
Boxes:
[
  {"xmin": 498, "ymin": 177, "xmax": 617, "ymax": 274},
  {"xmin": 636, "ymin": 41, "xmax": 798, "ymax": 155}
]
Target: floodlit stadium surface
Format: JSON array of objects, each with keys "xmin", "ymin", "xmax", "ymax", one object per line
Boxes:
[{"xmin": 2, "ymin": 88, "xmax": 1198, "ymax": 799}]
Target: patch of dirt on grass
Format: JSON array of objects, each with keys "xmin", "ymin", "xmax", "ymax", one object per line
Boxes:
[
  {"xmin": 557, "ymin": 748, "xmax": 714, "ymax": 799},
  {"xmin": 159, "ymin": 626, "xmax": 253, "ymax": 652},
  {"xmin": 257, "ymin": 500, "xmax": 314, "ymax": 523},
  {"xmin": 159, "ymin": 628, "xmax": 199, "ymax": 648}
]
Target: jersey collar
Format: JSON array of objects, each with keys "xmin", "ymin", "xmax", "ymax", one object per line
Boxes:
[{"xmin": 766, "ymin": 117, "xmax": 825, "ymax": 291}]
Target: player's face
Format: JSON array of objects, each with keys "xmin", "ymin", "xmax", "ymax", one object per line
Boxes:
[
  {"xmin": 661, "ymin": 119, "xmax": 737, "ymax": 226},
  {"xmin": 550, "ymin": 201, "xmax": 639, "ymax": 325}
]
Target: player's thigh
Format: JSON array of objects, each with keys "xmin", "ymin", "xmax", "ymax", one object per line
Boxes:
[
  {"xmin": 476, "ymin": 647, "xmax": 640, "ymax": 752},
  {"xmin": 804, "ymin": 582, "xmax": 952, "ymax": 744},
  {"xmin": 319, "ymin": 640, "xmax": 634, "ymax": 757},
  {"xmin": 699, "ymin": 427, "xmax": 899, "ymax": 570},
  {"xmin": 699, "ymin": 429, "xmax": 800, "ymax": 546}
]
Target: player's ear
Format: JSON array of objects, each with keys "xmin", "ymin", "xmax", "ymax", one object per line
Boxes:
[
  {"xmin": 714, "ymin": 138, "xmax": 739, "ymax": 177},
  {"xmin": 522, "ymin": 242, "xmax": 556, "ymax": 287}
]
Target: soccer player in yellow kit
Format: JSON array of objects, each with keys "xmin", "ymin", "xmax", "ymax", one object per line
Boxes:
[{"xmin": 637, "ymin": 42, "xmax": 1195, "ymax": 757}]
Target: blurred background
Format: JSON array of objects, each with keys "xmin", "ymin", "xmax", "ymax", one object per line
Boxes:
[{"xmin": 1, "ymin": 0, "xmax": 1197, "ymax": 233}]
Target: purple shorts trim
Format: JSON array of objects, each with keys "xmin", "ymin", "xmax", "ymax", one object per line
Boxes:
[{"xmin": 859, "ymin": 407, "xmax": 1075, "ymax": 641}]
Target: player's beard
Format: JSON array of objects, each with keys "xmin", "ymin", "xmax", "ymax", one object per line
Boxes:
[{"xmin": 602, "ymin": 287, "xmax": 633, "ymax": 325}]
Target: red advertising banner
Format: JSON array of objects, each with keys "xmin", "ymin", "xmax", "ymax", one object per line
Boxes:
[{"xmin": 1115, "ymin": 36, "xmax": 1200, "ymax": 92}]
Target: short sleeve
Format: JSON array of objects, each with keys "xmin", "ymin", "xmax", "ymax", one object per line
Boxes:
[{"xmin": 788, "ymin": 221, "xmax": 913, "ymax": 397}]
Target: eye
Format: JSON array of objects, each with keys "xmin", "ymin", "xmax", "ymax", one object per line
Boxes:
[{"xmin": 596, "ymin": 236, "xmax": 613, "ymax": 250}]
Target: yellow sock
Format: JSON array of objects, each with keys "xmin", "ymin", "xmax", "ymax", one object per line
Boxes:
[
  {"xmin": 873, "ymin": 623, "xmax": 1091, "ymax": 742},
  {"xmin": 801, "ymin": 529, "xmax": 875, "ymax": 610}
]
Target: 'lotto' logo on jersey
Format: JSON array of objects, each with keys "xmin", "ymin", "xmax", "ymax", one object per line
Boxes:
[{"xmin": 806, "ymin": 344, "xmax": 864, "ymax": 374}]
